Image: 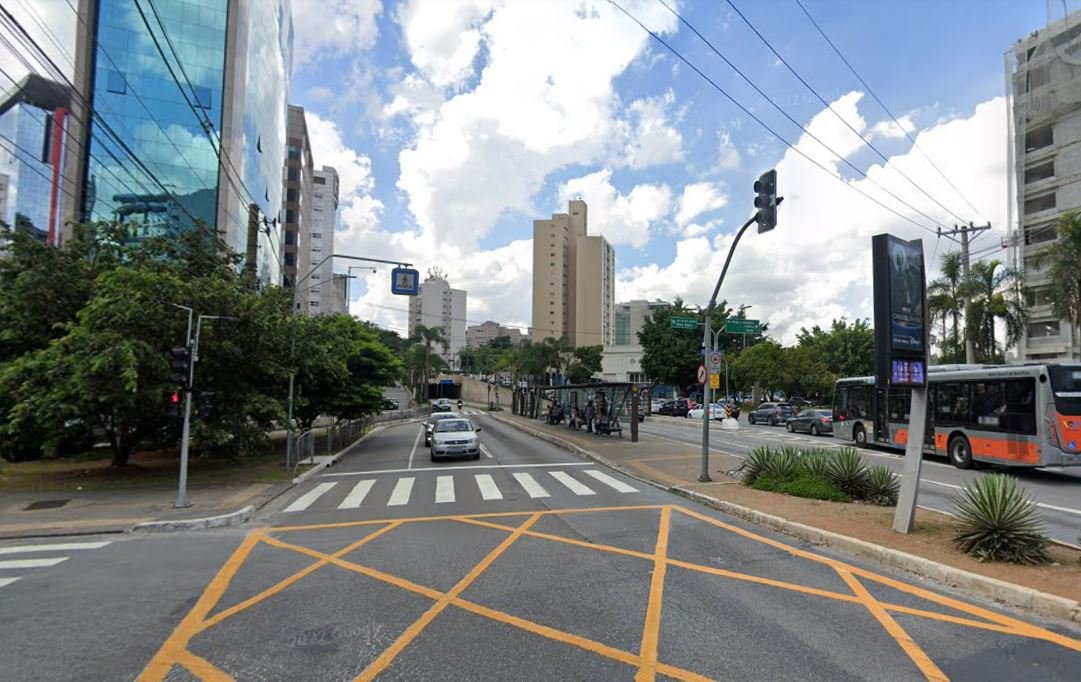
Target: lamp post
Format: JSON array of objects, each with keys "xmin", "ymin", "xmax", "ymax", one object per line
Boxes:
[{"xmin": 345, "ymin": 265, "xmax": 377, "ymax": 317}]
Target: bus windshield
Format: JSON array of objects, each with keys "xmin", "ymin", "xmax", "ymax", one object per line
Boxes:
[{"xmin": 1049, "ymin": 365, "xmax": 1081, "ymax": 416}]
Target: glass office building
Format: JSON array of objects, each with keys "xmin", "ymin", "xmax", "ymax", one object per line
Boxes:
[
  {"xmin": 0, "ymin": 103, "xmax": 55, "ymax": 240},
  {"xmin": 78, "ymin": 0, "xmax": 291, "ymax": 285}
]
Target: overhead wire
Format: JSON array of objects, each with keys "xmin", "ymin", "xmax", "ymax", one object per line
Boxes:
[
  {"xmin": 793, "ymin": 0, "xmax": 987, "ymax": 222},
  {"xmin": 652, "ymin": 0, "xmax": 945, "ymax": 234},
  {"xmin": 609, "ymin": 0, "xmax": 941, "ymax": 236},
  {"xmin": 0, "ymin": 132, "xmax": 119, "ymax": 214},
  {"xmin": 722, "ymin": 0, "xmax": 973, "ymax": 226}
]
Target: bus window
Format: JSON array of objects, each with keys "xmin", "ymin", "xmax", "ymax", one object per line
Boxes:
[
  {"xmin": 1004, "ymin": 378, "xmax": 1037, "ymax": 435},
  {"xmin": 972, "ymin": 381, "xmax": 1006, "ymax": 428},
  {"xmin": 888, "ymin": 390, "xmax": 910, "ymax": 422},
  {"xmin": 1049, "ymin": 365, "xmax": 1081, "ymax": 416},
  {"xmin": 935, "ymin": 382, "xmax": 969, "ymax": 425},
  {"xmin": 834, "ymin": 385, "xmax": 868, "ymax": 420}
]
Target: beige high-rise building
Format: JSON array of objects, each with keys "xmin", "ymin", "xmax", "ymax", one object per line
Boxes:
[{"xmin": 531, "ymin": 200, "xmax": 614, "ymax": 347}]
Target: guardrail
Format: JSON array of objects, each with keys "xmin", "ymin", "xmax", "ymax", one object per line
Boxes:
[{"xmin": 286, "ymin": 408, "xmax": 428, "ymax": 472}]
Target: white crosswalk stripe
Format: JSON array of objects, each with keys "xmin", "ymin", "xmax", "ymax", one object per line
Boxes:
[
  {"xmin": 512, "ymin": 472, "xmax": 550, "ymax": 499},
  {"xmin": 0, "ymin": 540, "xmax": 112, "ymax": 590},
  {"xmin": 278, "ymin": 466, "xmax": 642, "ymax": 512},
  {"xmin": 284, "ymin": 482, "xmax": 338, "ymax": 512},
  {"xmin": 549, "ymin": 471, "xmax": 595, "ymax": 496},
  {"xmin": 475, "ymin": 474, "xmax": 503, "ymax": 500}
]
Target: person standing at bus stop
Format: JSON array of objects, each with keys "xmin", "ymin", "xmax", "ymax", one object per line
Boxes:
[{"xmin": 585, "ymin": 400, "xmax": 595, "ymax": 433}]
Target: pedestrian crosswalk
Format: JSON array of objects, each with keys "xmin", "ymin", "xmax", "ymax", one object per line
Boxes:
[
  {"xmin": 280, "ymin": 468, "xmax": 640, "ymax": 513},
  {"xmin": 0, "ymin": 540, "xmax": 112, "ymax": 590}
]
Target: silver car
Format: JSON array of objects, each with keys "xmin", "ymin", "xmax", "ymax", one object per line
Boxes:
[
  {"xmin": 423, "ymin": 413, "xmax": 459, "ymax": 446},
  {"xmin": 430, "ymin": 418, "xmax": 481, "ymax": 461}
]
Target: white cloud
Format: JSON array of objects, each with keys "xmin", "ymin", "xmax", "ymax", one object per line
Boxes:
[
  {"xmin": 1, "ymin": 0, "xmax": 75, "ymax": 83},
  {"xmin": 675, "ymin": 182, "xmax": 727, "ymax": 227},
  {"xmin": 291, "ymin": 0, "xmax": 383, "ymax": 68},
  {"xmin": 305, "ymin": 113, "xmax": 384, "ymax": 232},
  {"xmin": 714, "ymin": 131, "xmax": 741, "ymax": 172},
  {"xmin": 869, "ymin": 114, "xmax": 916, "ymax": 140},
  {"xmin": 393, "ymin": 0, "xmax": 680, "ymax": 247},
  {"xmin": 558, "ymin": 169, "xmax": 673, "ymax": 248},
  {"xmin": 618, "ymin": 93, "xmax": 1007, "ymax": 345},
  {"xmin": 617, "ymin": 90, "xmax": 684, "ymax": 169},
  {"xmin": 395, "ymin": 0, "xmax": 495, "ymax": 89}
]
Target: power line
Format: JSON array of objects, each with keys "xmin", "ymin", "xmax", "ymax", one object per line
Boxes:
[
  {"xmin": 358, "ymin": 299, "xmax": 614, "ymax": 341},
  {"xmin": 650, "ymin": 0, "xmax": 943, "ymax": 235},
  {"xmin": 12, "ymin": 0, "xmax": 75, "ymax": 68},
  {"xmin": 0, "ymin": 132, "xmax": 118, "ymax": 214},
  {"xmin": 722, "ymin": 0, "xmax": 972, "ymax": 225},
  {"xmin": 793, "ymin": 0, "xmax": 986, "ymax": 222},
  {"xmin": 608, "ymin": 1, "xmax": 939, "ymax": 236}
]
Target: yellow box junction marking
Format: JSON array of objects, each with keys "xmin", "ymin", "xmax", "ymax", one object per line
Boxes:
[{"xmin": 139, "ymin": 505, "xmax": 1081, "ymax": 682}]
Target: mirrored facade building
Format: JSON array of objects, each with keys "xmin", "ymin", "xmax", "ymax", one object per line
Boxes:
[{"xmin": 65, "ymin": 0, "xmax": 292, "ymax": 286}]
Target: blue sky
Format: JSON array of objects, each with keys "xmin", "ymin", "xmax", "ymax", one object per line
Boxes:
[{"xmin": 16, "ymin": 0, "xmax": 1081, "ymax": 342}]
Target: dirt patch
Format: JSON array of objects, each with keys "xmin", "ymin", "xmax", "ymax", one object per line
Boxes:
[{"xmin": 687, "ymin": 480, "xmax": 1081, "ymax": 604}]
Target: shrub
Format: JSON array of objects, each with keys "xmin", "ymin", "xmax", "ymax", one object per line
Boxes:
[
  {"xmin": 953, "ymin": 474, "xmax": 1051, "ymax": 565},
  {"xmin": 762, "ymin": 447, "xmax": 799, "ymax": 481},
  {"xmin": 798, "ymin": 450, "xmax": 831, "ymax": 478},
  {"xmin": 826, "ymin": 448, "xmax": 869, "ymax": 498},
  {"xmin": 865, "ymin": 465, "xmax": 900, "ymax": 506},
  {"xmin": 752, "ymin": 473, "xmax": 851, "ymax": 503},
  {"xmin": 743, "ymin": 446, "xmax": 773, "ymax": 486}
]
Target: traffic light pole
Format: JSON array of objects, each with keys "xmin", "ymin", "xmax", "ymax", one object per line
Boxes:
[{"xmin": 699, "ymin": 214, "xmax": 758, "ymax": 482}]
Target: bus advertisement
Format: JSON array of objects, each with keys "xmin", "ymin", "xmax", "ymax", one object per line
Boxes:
[{"xmin": 833, "ymin": 363, "xmax": 1081, "ymax": 469}]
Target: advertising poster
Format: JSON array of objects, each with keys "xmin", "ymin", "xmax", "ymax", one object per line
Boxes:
[{"xmin": 887, "ymin": 238, "xmax": 925, "ymax": 353}]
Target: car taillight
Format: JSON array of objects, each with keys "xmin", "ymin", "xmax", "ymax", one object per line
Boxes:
[{"xmin": 821, "ymin": 417, "xmax": 830, "ymax": 423}]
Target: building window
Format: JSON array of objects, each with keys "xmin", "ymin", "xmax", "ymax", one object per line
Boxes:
[
  {"xmin": 1025, "ymin": 288, "xmax": 1053, "ymax": 307},
  {"xmin": 312, "ymin": 247, "xmax": 321, "ymax": 252},
  {"xmin": 286, "ymin": 188, "xmax": 298, "ymax": 202},
  {"xmin": 193, "ymin": 85, "xmax": 213, "ymax": 110},
  {"xmin": 314, "ymin": 176, "xmax": 326, "ymax": 185},
  {"xmin": 1024, "ymin": 192, "xmax": 1056, "ymax": 215},
  {"xmin": 1024, "ymin": 160, "xmax": 1054, "ymax": 184},
  {"xmin": 312, "ymin": 274, "xmax": 321, "ymax": 280},
  {"xmin": 284, "ymin": 231, "xmax": 296, "ymax": 245},
  {"xmin": 287, "ymin": 146, "xmax": 299, "ymax": 160},
  {"xmin": 1025, "ymin": 124, "xmax": 1053, "ymax": 152},
  {"xmin": 106, "ymin": 70, "xmax": 127, "ymax": 94},
  {"xmin": 1025, "ymin": 222, "xmax": 1057, "ymax": 245},
  {"xmin": 310, "ymin": 301, "xmax": 320, "ymax": 307},
  {"xmin": 285, "ymin": 253, "xmax": 295, "ymax": 266},
  {"xmin": 256, "ymin": 135, "xmax": 263, "ymax": 153},
  {"xmin": 311, "ymin": 232, "xmax": 321, "ymax": 239},
  {"xmin": 285, "ymin": 209, "xmax": 295, "ymax": 224},
  {"xmin": 287, "ymin": 167, "xmax": 298, "ymax": 181},
  {"xmin": 1027, "ymin": 321, "xmax": 1060, "ymax": 338}
]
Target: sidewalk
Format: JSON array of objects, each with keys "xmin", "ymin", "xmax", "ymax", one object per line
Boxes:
[{"xmin": 490, "ymin": 409, "xmax": 1081, "ymax": 623}]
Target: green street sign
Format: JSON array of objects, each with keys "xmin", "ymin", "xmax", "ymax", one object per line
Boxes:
[
  {"xmin": 725, "ymin": 318, "xmax": 761, "ymax": 335},
  {"xmin": 670, "ymin": 316, "xmax": 698, "ymax": 330}
]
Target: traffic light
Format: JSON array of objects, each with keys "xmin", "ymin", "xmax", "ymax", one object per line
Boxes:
[
  {"xmin": 753, "ymin": 169, "xmax": 781, "ymax": 234},
  {"xmin": 197, "ymin": 391, "xmax": 214, "ymax": 419},
  {"xmin": 169, "ymin": 346, "xmax": 191, "ymax": 389},
  {"xmin": 164, "ymin": 391, "xmax": 181, "ymax": 418}
]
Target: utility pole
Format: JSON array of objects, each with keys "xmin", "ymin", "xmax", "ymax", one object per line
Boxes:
[{"xmin": 938, "ymin": 222, "xmax": 991, "ymax": 363}]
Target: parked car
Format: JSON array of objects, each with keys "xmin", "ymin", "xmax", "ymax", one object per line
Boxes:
[
  {"xmin": 430, "ymin": 418, "xmax": 482, "ymax": 461},
  {"xmin": 687, "ymin": 403, "xmax": 724, "ymax": 420},
  {"xmin": 785, "ymin": 409, "xmax": 834, "ymax": 436},
  {"xmin": 423, "ymin": 413, "xmax": 459, "ymax": 445},
  {"xmin": 788, "ymin": 396, "xmax": 814, "ymax": 407},
  {"xmin": 381, "ymin": 397, "xmax": 400, "ymax": 411},
  {"xmin": 746, "ymin": 402, "xmax": 795, "ymax": 426},
  {"xmin": 657, "ymin": 399, "xmax": 692, "ymax": 417},
  {"xmin": 650, "ymin": 399, "xmax": 666, "ymax": 413},
  {"xmin": 431, "ymin": 398, "xmax": 453, "ymax": 413}
]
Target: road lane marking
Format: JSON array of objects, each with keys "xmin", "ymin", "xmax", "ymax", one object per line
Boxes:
[
  {"xmin": 435, "ymin": 476, "xmax": 455, "ymax": 504},
  {"xmin": 284, "ymin": 482, "xmax": 337, "ymax": 513},
  {"xmin": 0, "ymin": 557, "xmax": 69, "ymax": 569},
  {"xmin": 387, "ymin": 477, "xmax": 415, "ymax": 506},
  {"xmin": 923, "ymin": 479, "xmax": 1081, "ymax": 516},
  {"xmin": 475, "ymin": 474, "xmax": 503, "ymax": 500},
  {"xmin": 512, "ymin": 472, "xmax": 550, "ymax": 498},
  {"xmin": 549, "ymin": 471, "xmax": 595, "ymax": 496},
  {"xmin": 583, "ymin": 469, "xmax": 639, "ymax": 493},
  {"xmin": 637, "ymin": 506, "xmax": 671, "ymax": 681},
  {"xmin": 0, "ymin": 540, "xmax": 111, "ymax": 555},
  {"xmin": 322, "ymin": 462, "xmax": 588, "ymax": 478},
  {"xmin": 407, "ymin": 427, "xmax": 422, "ymax": 470},
  {"xmin": 480, "ymin": 444, "xmax": 494, "ymax": 459},
  {"xmin": 338, "ymin": 480, "xmax": 376, "ymax": 509},
  {"xmin": 0, "ymin": 577, "xmax": 19, "ymax": 588}
]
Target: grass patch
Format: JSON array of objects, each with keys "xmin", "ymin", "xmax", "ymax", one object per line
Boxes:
[{"xmin": 752, "ymin": 473, "xmax": 852, "ymax": 503}]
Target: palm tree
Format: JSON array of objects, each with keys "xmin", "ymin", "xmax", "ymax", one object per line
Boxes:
[
  {"xmin": 539, "ymin": 336, "xmax": 573, "ymax": 385},
  {"xmin": 410, "ymin": 324, "xmax": 449, "ymax": 400},
  {"xmin": 1036, "ymin": 211, "xmax": 1081, "ymax": 357},
  {"xmin": 964, "ymin": 259, "xmax": 1027, "ymax": 363},
  {"xmin": 927, "ymin": 252, "xmax": 965, "ymax": 362}
]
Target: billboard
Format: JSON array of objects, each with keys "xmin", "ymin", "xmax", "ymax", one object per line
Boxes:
[{"xmin": 873, "ymin": 235, "xmax": 928, "ymax": 388}]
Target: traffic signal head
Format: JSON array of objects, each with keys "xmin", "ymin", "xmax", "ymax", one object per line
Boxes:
[
  {"xmin": 753, "ymin": 169, "xmax": 779, "ymax": 234},
  {"xmin": 197, "ymin": 391, "xmax": 214, "ymax": 419},
  {"xmin": 169, "ymin": 346, "xmax": 191, "ymax": 388},
  {"xmin": 164, "ymin": 391, "xmax": 181, "ymax": 418}
]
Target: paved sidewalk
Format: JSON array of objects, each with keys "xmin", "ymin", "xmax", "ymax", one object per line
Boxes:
[{"xmin": 0, "ymin": 483, "xmax": 289, "ymax": 539}]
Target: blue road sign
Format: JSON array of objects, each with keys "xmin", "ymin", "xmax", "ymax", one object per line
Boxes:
[{"xmin": 391, "ymin": 267, "xmax": 420, "ymax": 295}]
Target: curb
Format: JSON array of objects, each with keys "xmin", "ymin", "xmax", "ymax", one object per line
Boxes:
[
  {"xmin": 291, "ymin": 415, "xmax": 424, "ymax": 485},
  {"xmin": 490, "ymin": 412, "xmax": 1081, "ymax": 626},
  {"xmin": 130, "ymin": 505, "xmax": 254, "ymax": 533}
]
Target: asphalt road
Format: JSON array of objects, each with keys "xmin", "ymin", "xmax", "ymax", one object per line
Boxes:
[
  {"xmin": 2, "ymin": 410, "xmax": 1080, "ymax": 681},
  {"xmin": 640, "ymin": 414, "xmax": 1081, "ymax": 547}
]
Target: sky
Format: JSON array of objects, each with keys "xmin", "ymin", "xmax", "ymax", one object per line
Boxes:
[{"xmin": 10, "ymin": 0, "xmax": 1081, "ymax": 344}]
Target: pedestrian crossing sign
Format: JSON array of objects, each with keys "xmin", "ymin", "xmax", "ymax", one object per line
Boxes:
[{"xmin": 391, "ymin": 267, "xmax": 420, "ymax": 296}]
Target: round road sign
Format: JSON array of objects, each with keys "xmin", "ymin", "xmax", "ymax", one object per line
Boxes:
[
  {"xmin": 709, "ymin": 351, "xmax": 722, "ymax": 368},
  {"xmin": 697, "ymin": 365, "xmax": 707, "ymax": 384}
]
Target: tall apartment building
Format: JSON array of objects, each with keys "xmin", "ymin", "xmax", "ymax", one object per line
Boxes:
[
  {"xmin": 283, "ymin": 106, "xmax": 313, "ymax": 298},
  {"xmin": 64, "ymin": 0, "xmax": 293, "ymax": 286},
  {"xmin": 531, "ymin": 200, "xmax": 615, "ymax": 347},
  {"xmin": 465, "ymin": 321, "xmax": 526, "ymax": 348},
  {"xmin": 613, "ymin": 300, "xmax": 670, "ymax": 346},
  {"xmin": 1007, "ymin": 7, "xmax": 1081, "ymax": 360},
  {"xmin": 308, "ymin": 167, "xmax": 340, "ymax": 314},
  {"xmin": 408, "ymin": 272, "xmax": 468, "ymax": 367}
]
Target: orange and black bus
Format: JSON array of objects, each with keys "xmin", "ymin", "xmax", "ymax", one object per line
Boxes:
[{"xmin": 832, "ymin": 363, "xmax": 1081, "ymax": 469}]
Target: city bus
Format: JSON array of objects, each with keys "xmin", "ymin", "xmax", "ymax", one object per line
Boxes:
[{"xmin": 832, "ymin": 363, "xmax": 1081, "ymax": 469}]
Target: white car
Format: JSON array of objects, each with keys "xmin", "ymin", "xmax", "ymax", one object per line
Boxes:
[
  {"xmin": 430, "ymin": 418, "xmax": 482, "ymax": 461},
  {"xmin": 687, "ymin": 404, "xmax": 725, "ymax": 420}
]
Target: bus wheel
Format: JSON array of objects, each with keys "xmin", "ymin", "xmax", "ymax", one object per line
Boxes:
[
  {"xmin": 853, "ymin": 425, "xmax": 867, "ymax": 448},
  {"xmin": 948, "ymin": 435, "xmax": 973, "ymax": 469}
]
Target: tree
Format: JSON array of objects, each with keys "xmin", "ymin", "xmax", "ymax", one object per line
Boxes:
[
  {"xmin": 927, "ymin": 252, "xmax": 965, "ymax": 363},
  {"xmin": 795, "ymin": 318, "xmax": 874, "ymax": 380},
  {"xmin": 638, "ymin": 299, "xmax": 734, "ymax": 395},
  {"xmin": 1037, "ymin": 210, "xmax": 1081, "ymax": 354},
  {"xmin": 566, "ymin": 345, "xmax": 603, "ymax": 384},
  {"xmin": 731, "ymin": 340, "xmax": 785, "ymax": 399},
  {"xmin": 410, "ymin": 324, "xmax": 449, "ymax": 399},
  {"xmin": 963, "ymin": 259, "xmax": 1027, "ymax": 363}
]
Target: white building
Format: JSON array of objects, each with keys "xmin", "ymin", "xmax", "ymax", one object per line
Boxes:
[
  {"xmin": 1007, "ymin": 7, "xmax": 1081, "ymax": 360},
  {"xmin": 408, "ymin": 272, "xmax": 467, "ymax": 367},
  {"xmin": 306, "ymin": 166, "xmax": 340, "ymax": 315}
]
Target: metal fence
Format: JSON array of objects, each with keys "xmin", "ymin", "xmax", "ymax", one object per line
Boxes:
[{"xmin": 286, "ymin": 408, "xmax": 428, "ymax": 472}]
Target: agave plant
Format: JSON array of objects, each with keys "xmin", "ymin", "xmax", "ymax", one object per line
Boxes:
[
  {"xmin": 762, "ymin": 447, "xmax": 799, "ymax": 482},
  {"xmin": 743, "ymin": 446, "xmax": 773, "ymax": 486},
  {"xmin": 953, "ymin": 474, "xmax": 1051, "ymax": 564},
  {"xmin": 865, "ymin": 465, "xmax": 900, "ymax": 506},
  {"xmin": 798, "ymin": 450, "xmax": 831, "ymax": 478},
  {"xmin": 825, "ymin": 448, "xmax": 869, "ymax": 498}
]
